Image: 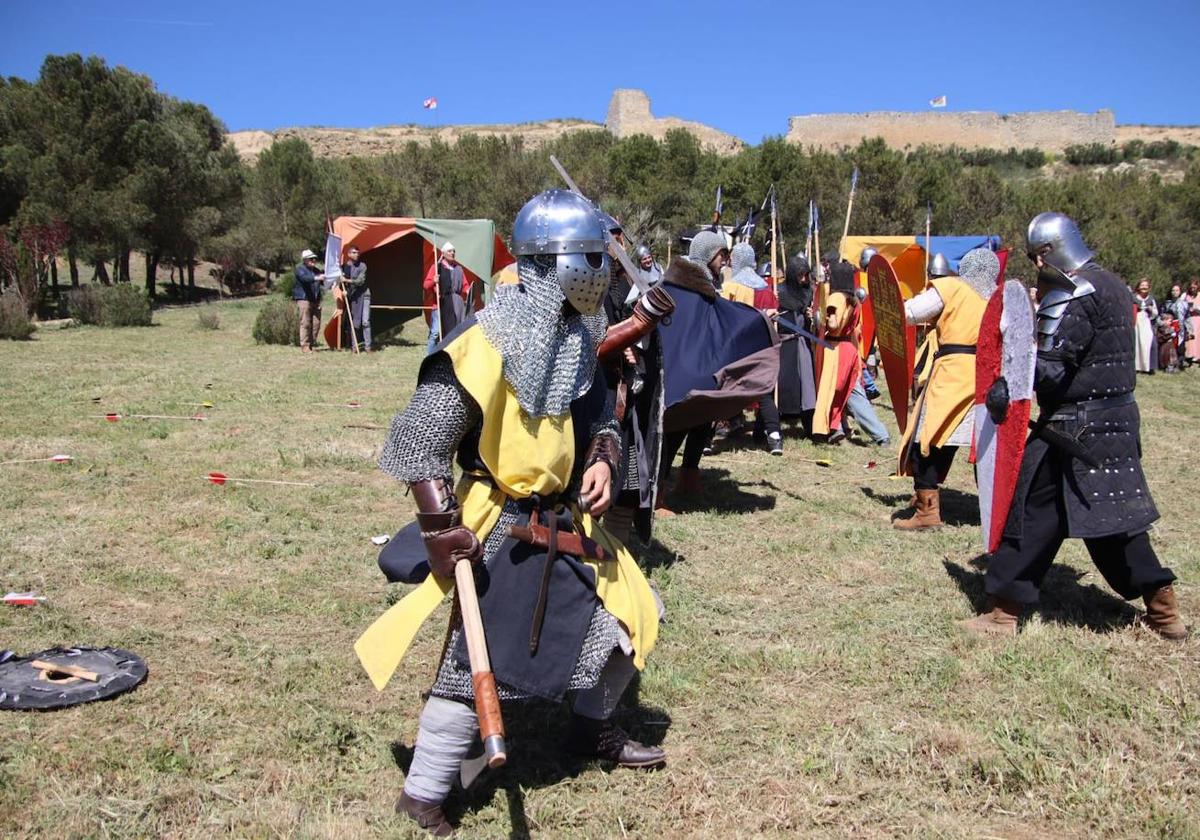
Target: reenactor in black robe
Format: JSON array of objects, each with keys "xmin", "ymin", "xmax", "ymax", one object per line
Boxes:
[{"xmin": 962, "ymin": 212, "xmax": 1187, "ymax": 640}]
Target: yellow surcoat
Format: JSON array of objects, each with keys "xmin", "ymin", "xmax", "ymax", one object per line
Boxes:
[
  {"xmin": 354, "ymin": 324, "xmax": 659, "ymax": 691},
  {"xmin": 899, "ymin": 277, "xmax": 987, "ymax": 461}
]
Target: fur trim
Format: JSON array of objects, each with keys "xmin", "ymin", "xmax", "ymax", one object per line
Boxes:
[{"xmin": 665, "ymin": 256, "xmax": 717, "ymax": 300}]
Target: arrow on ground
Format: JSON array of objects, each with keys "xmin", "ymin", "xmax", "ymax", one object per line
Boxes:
[
  {"xmin": 0, "ymin": 454, "xmax": 72, "ymax": 466},
  {"xmin": 96, "ymin": 414, "xmax": 207, "ymax": 422},
  {"xmin": 203, "ymin": 471, "xmax": 314, "ymax": 488}
]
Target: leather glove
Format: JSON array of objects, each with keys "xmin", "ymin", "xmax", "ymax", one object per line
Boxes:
[
  {"xmin": 985, "ymin": 376, "xmax": 1010, "ymax": 424},
  {"xmin": 410, "ymin": 478, "xmax": 483, "ymax": 579}
]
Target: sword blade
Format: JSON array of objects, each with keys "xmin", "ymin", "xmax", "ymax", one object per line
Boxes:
[{"xmin": 549, "ymin": 155, "xmax": 652, "ymax": 295}]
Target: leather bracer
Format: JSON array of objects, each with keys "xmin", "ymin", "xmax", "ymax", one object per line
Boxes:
[
  {"xmin": 583, "ymin": 433, "xmax": 621, "ymax": 480},
  {"xmin": 410, "ymin": 477, "xmax": 482, "ymax": 578},
  {"xmin": 597, "ymin": 285, "xmax": 676, "ymax": 363}
]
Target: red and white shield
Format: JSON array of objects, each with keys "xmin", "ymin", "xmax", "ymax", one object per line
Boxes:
[{"xmin": 972, "ymin": 280, "xmax": 1036, "ymax": 553}]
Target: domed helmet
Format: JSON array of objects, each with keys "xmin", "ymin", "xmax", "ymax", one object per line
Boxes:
[
  {"xmin": 634, "ymin": 243, "xmax": 652, "ymax": 261},
  {"xmin": 859, "ymin": 247, "xmax": 878, "ymax": 270},
  {"xmin": 928, "ymin": 252, "xmax": 953, "ymax": 278},
  {"xmin": 511, "ymin": 189, "xmax": 611, "ymax": 315},
  {"xmin": 1026, "ymin": 211, "xmax": 1094, "ymax": 275}
]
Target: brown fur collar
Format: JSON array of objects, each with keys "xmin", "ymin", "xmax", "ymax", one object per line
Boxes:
[{"xmin": 664, "ymin": 256, "xmax": 716, "ymax": 300}]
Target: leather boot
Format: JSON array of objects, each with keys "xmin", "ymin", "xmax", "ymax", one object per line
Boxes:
[
  {"xmin": 1142, "ymin": 585, "xmax": 1189, "ymax": 641},
  {"xmin": 893, "ymin": 489, "xmax": 943, "ymax": 530},
  {"xmin": 959, "ymin": 597, "xmax": 1022, "ymax": 638},
  {"xmin": 653, "ymin": 491, "xmax": 676, "ymax": 518},
  {"xmin": 675, "ymin": 467, "xmax": 702, "ymax": 496},
  {"xmin": 396, "ymin": 790, "xmax": 453, "ymax": 837},
  {"xmin": 567, "ymin": 716, "xmax": 666, "ymax": 769}
]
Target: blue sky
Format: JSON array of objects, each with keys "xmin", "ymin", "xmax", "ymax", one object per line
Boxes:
[{"xmin": 3, "ymin": 0, "xmax": 1198, "ymax": 142}]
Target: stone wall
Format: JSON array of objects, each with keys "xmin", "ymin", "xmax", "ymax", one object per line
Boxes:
[
  {"xmin": 227, "ymin": 89, "xmax": 1195, "ymax": 162},
  {"xmin": 786, "ymin": 110, "xmax": 1116, "ymax": 153},
  {"xmin": 605, "ymin": 89, "xmax": 744, "ymax": 155}
]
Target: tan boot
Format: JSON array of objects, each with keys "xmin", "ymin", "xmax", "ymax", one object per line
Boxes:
[
  {"xmin": 675, "ymin": 467, "xmax": 703, "ymax": 496},
  {"xmin": 653, "ymin": 491, "xmax": 676, "ymax": 518},
  {"xmin": 893, "ymin": 489, "xmax": 943, "ymax": 530},
  {"xmin": 1142, "ymin": 585, "xmax": 1189, "ymax": 641},
  {"xmin": 959, "ymin": 597, "xmax": 1022, "ymax": 637}
]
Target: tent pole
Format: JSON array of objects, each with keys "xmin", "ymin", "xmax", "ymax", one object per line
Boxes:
[{"xmin": 433, "ymin": 241, "xmax": 443, "ymax": 345}]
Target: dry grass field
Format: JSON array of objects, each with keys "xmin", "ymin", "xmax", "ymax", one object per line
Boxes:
[{"xmin": 1, "ymin": 299, "xmax": 1197, "ymax": 839}]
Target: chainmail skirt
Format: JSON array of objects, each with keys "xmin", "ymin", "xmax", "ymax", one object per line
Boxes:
[{"xmin": 429, "ymin": 497, "xmax": 624, "ymax": 703}]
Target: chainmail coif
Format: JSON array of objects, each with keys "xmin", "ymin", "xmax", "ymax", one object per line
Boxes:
[
  {"xmin": 475, "ymin": 255, "xmax": 607, "ymax": 418},
  {"xmin": 730, "ymin": 242, "xmax": 766, "ymax": 290},
  {"xmin": 958, "ymin": 248, "xmax": 1001, "ymax": 300}
]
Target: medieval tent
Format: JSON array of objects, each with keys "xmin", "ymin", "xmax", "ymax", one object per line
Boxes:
[
  {"xmin": 331, "ymin": 216, "xmax": 515, "ymax": 339},
  {"xmin": 841, "ymin": 235, "xmax": 1003, "ymax": 298}
]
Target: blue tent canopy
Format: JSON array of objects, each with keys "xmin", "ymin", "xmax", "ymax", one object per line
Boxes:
[{"xmin": 915, "ymin": 235, "xmax": 1003, "ymax": 272}]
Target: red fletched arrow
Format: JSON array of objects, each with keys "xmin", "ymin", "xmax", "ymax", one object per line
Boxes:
[
  {"xmin": 315, "ymin": 401, "xmax": 362, "ymax": 409},
  {"xmin": 203, "ymin": 472, "xmax": 314, "ymax": 488},
  {"xmin": 95, "ymin": 413, "xmax": 206, "ymax": 422},
  {"xmin": 3, "ymin": 592, "xmax": 47, "ymax": 606}
]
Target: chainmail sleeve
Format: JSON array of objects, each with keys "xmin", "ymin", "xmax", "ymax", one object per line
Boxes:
[{"xmin": 378, "ymin": 354, "xmax": 482, "ymax": 483}]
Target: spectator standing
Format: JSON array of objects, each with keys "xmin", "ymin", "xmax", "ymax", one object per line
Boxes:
[
  {"xmin": 422, "ymin": 243, "xmax": 468, "ymax": 354},
  {"xmin": 339, "ymin": 245, "xmax": 372, "ymax": 351},
  {"xmin": 1132, "ymin": 279, "xmax": 1158, "ymax": 374},
  {"xmin": 1185, "ymin": 279, "xmax": 1200, "ymax": 364},
  {"xmin": 1162, "ymin": 283, "xmax": 1190, "ymax": 369},
  {"xmin": 293, "ymin": 248, "xmax": 326, "ymax": 353}
]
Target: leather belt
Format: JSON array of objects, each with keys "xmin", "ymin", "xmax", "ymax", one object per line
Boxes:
[
  {"xmin": 934, "ymin": 343, "xmax": 976, "ymax": 360},
  {"xmin": 1045, "ymin": 392, "xmax": 1134, "ymax": 422}
]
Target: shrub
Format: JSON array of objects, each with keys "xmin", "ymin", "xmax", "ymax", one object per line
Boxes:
[
  {"xmin": 100, "ymin": 284, "xmax": 152, "ymax": 326},
  {"xmin": 68, "ymin": 285, "xmax": 104, "ymax": 325},
  {"xmin": 197, "ymin": 308, "xmax": 220, "ymax": 330},
  {"xmin": 1144, "ymin": 139, "xmax": 1182, "ymax": 160},
  {"xmin": 1017, "ymin": 148, "xmax": 1048, "ymax": 168},
  {"xmin": 1064, "ymin": 143, "xmax": 1120, "ymax": 166},
  {"xmin": 277, "ymin": 269, "xmax": 296, "ymax": 299},
  {"xmin": 67, "ymin": 284, "xmax": 152, "ymax": 327},
  {"xmin": 1121, "ymin": 139, "xmax": 1146, "ymax": 161},
  {"xmin": 252, "ymin": 298, "xmax": 299, "ymax": 345},
  {"xmin": 0, "ymin": 292, "xmax": 35, "ymax": 340}
]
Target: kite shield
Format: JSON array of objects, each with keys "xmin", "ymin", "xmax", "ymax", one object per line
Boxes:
[
  {"xmin": 867, "ymin": 253, "xmax": 915, "ymax": 434},
  {"xmin": 972, "ymin": 280, "xmax": 1036, "ymax": 553}
]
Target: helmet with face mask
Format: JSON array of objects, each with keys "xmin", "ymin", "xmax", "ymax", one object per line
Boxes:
[
  {"xmin": 859, "ymin": 247, "xmax": 878, "ymax": 270},
  {"xmin": 1027, "ymin": 212, "xmax": 1097, "ymax": 349},
  {"xmin": 1026, "ymin": 212, "xmax": 1094, "ymax": 277},
  {"xmin": 510, "ymin": 189, "xmax": 611, "ymax": 315}
]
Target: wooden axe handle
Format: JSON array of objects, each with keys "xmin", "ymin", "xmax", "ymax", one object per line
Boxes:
[
  {"xmin": 455, "ymin": 559, "xmax": 506, "ymax": 768},
  {"xmin": 31, "ymin": 659, "xmax": 99, "ymax": 682}
]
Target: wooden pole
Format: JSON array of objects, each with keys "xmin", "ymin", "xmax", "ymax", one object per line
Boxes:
[
  {"xmin": 455, "ymin": 559, "xmax": 507, "ymax": 767},
  {"xmin": 840, "ymin": 176, "xmax": 858, "ymax": 261},
  {"xmin": 432, "ymin": 242, "xmax": 443, "ymax": 344},
  {"xmin": 770, "ymin": 201, "xmax": 779, "ymax": 298},
  {"xmin": 924, "ymin": 209, "xmax": 933, "ymax": 289}
]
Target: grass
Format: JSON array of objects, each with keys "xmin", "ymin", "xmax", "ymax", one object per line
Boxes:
[{"xmin": 1, "ymin": 299, "xmax": 1197, "ymax": 839}]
